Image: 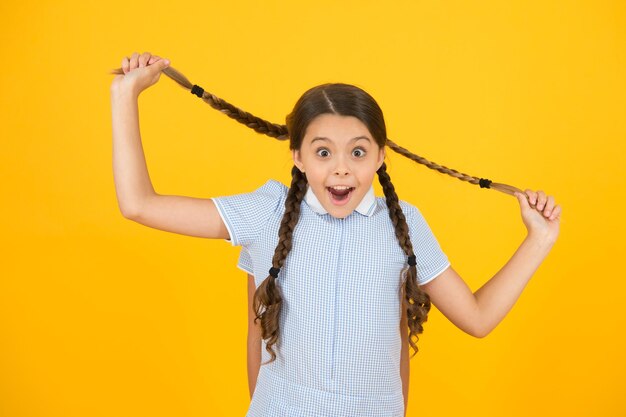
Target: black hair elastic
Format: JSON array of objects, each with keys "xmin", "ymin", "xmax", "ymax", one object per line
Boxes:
[
  {"xmin": 478, "ymin": 178, "xmax": 492, "ymax": 189},
  {"xmin": 191, "ymin": 84, "xmax": 204, "ymax": 98},
  {"xmin": 407, "ymin": 255, "xmax": 416, "ymax": 266},
  {"xmin": 269, "ymin": 267, "xmax": 280, "ymax": 278}
]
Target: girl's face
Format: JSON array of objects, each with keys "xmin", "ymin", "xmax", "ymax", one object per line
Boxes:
[{"xmin": 293, "ymin": 113, "xmax": 385, "ymax": 219}]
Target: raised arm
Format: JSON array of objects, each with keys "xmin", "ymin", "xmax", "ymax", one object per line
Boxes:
[
  {"xmin": 420, "ymin": 189, "xmax": 560, "ymax": 338},
  {"xmin": 111, "ymin": 51, "xmax": 229, "ymax": 239}
]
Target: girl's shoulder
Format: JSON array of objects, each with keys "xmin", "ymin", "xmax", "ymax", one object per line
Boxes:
[
  {"xmin": 263, "ymin": 178, "xmax": 289, "ymax": 192},
  {"xmin": 213, "ymin": 178, "xmax": 288, "ymax": 214},
  {"xmin": 380, "ymin": 198, "xmax": 435, "ymax": 230},
  {"xmin": 378, "ymin": 196, "xmax": 420, "ymax": 218},
  {"xmin": 251, "ymin": 178, "xmax": 289, "ymax": 198},
  {"xmin": 397, "ymin": 198, "xmax": 417, "ymax": 212}
]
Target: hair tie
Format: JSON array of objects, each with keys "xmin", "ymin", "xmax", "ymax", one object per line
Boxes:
[
  {"xmin": 269, "ymin": 267, "xmax": 280, "ymax": 278},
  {"xmin": 407, "ymin": 255, "xmax": 416, "ymax": 266},
  {"xmin": 478, "ymin": 178, "xmax": 492, "ymax": 189},
  {"xmin": 191, "ymin": 84, "xmax": 204, "ymax": 98}
]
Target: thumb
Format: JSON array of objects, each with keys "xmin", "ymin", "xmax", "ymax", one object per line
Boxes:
[
  {"xmin": 514, "ymin": 191, "xmax": 529, "ymax": 209},
  {"xmin": 152, "ymin": 58, "xmax": 170, "ymax": 72}
]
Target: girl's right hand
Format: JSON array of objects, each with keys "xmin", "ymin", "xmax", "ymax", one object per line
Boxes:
[{"xmin": 110, "ymin": 51, "xmax": 170, "ymax": 96}]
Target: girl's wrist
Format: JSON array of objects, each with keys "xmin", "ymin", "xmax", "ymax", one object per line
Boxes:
[
  {"xmin": 525, "ymin": 231, "xmax": 556, "ymax": 251},
  {"xmin": 111, "ymin": 82, "xmax": 139, "ymax": 101}
]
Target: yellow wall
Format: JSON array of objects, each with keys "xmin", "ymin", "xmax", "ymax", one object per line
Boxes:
[{"xmin": 1, "ymin": 1, "xmax": 624, "ymax": 416}]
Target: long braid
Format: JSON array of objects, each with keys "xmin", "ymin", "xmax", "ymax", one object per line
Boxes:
[
  {"xmin": 384, "ymin": 139, "xmax": 522, "ymax": 195},
  {"xmin": 110, "ymin": 65, "xmax": 527, "ymax": 198},
  {"xmin": 253, "ymin": 166, "xmax": 308, "ymax": 364},
  {"xmin": 377, "ymin": 162, "xmax": 431, "ymax": 358}
]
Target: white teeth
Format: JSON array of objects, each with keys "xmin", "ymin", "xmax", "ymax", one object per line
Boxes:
[{"xmin": 329, "ymin": 186, "xmax": 353, "ymax": 190}]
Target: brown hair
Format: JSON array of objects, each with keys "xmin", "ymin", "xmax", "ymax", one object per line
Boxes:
[{"xmin": 111, "ymin": 66, "xmax": 525, "ymax": 363}]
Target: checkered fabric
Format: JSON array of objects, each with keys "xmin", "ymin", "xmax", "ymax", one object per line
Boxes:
[{"xmin": 212, "ymin": 179, "xmax": 450, "ymax": 417}]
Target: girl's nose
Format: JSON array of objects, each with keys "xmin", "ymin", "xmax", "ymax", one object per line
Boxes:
[{"xmin": 333, "ymin": 163, "xmax": 350, "ymax": 176}]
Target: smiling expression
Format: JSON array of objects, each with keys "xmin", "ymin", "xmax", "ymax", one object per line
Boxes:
[{"xmin": 292, "ymin": 113, "xmax": 386, "ymax": 219}]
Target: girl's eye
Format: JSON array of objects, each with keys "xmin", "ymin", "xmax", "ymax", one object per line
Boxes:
[
  {"xmin": 317, "ymin": 148, "xmax": 330, "ymax": 158},
  {"xmin": 316, "ymin": 148, "xmax": 365, "ymax": 158},
  {"xmin": 353, "ymin": 148, "xmax": 366, "ymax": 157}
]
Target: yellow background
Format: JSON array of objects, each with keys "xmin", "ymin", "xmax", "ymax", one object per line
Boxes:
[{"xmin": 1, "ymin": 1, "xmax": 624, "ymax": 416}]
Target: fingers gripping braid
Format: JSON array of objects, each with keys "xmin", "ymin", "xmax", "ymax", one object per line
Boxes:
[{"xmin": 254, "ymin": 167, "xmax": 308, "ymax": 364}]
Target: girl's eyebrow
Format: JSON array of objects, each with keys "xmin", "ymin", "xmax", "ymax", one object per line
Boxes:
[{"xmin": 310, "ymin": 136, "xmax": 371, "ymax": 145}]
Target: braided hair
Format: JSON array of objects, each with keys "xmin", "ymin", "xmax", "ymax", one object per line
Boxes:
[{"xmin": 111, "ymin": 65, "xmax": 526, "ymax": 363}]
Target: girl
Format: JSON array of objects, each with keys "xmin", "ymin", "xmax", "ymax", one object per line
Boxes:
[{"xmin": 110, "ymin": 52, "xmax": 561, "ymax": 417}]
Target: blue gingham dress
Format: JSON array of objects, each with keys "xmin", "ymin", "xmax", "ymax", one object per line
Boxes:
[{"xmin": 211, "ymin": 179, "xmax": 450, "ymax": 417}]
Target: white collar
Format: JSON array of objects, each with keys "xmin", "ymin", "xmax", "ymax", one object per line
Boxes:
[{"xmin": 304, "ymin": 184, "xmax": 377, "ymax": 217}]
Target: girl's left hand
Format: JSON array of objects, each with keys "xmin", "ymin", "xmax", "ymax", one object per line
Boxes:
[{"xmin": 514, "ymin": 189, "xmax": 561, "ymax": 244}]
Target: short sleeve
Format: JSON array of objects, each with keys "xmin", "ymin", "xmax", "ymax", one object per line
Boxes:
[
  {"xmin": 404, "ymin": 203, "xmax": 451, "ymax": 286},
  {"xmin": 210, "ymin": 179, "xmax": 286, "ymax": 247},
  {"xmin": 237, "ymin": 247, "xmax": 254, "ymax": 275}
]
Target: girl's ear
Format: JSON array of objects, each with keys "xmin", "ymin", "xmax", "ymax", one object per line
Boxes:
[
  {"xmin": 292, "ymin": 149, "xmax": 305, "ymax": 172},
  {"xmin": 376, "ymin": 146, "xmax": 386, "ymax": 170}
]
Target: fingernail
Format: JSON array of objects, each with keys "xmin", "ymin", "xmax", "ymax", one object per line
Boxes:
[
  {"xmin": 164, "ymin": 59, "xmax": 170, "ymax": 65},
  {"xmin": 545, "ymin": 210, "xmax": 551, "ymax": 216}
]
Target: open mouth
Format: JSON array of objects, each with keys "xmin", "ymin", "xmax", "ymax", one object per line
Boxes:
[{"xmin": 327, "ymin": 186, "xmax": 355, "ymax": 205}]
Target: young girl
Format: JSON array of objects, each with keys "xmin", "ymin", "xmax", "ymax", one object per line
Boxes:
[{"xmin": 110, "ymin": 52, "xmax": 561, "ymax": 417}]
